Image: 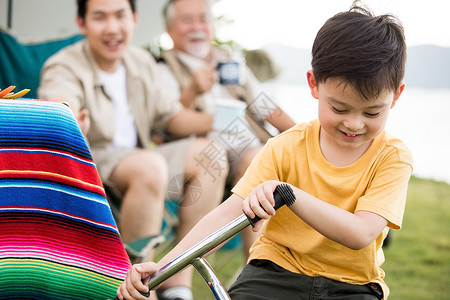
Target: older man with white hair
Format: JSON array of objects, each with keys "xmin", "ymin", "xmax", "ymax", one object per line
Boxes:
[{"xmin": 157, "ymin": 5, "xmax": 296, "ymax": 296}]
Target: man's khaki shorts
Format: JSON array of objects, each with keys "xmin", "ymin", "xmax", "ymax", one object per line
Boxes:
[{"xmin": 91, "ymin": 138, "xmax": 192, "ymax": 201}]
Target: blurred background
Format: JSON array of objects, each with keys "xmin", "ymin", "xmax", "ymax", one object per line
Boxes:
[{"xmin": 2, "ymin": 0, "xmax": 448, "ymax": 184}]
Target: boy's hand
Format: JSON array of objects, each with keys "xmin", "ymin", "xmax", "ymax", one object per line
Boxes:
[
  {"xmin": 242, "ymin": 180, "xmax": 281, "ymax": 232},
  {"xmin": 116, "ymin": 263, "xmax": 159, "ymax": 300}
]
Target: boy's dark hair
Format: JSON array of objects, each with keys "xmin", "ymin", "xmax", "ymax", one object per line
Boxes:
[
  {"xmin": 77, "ymin": 0, "xmax": 137, "ymax": 20},
  {"xmin": 311, "ymin": 1, "xmax": 406, "ymax": 100}
]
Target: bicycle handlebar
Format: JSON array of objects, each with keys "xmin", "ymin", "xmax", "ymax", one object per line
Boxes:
[{"xmin": 113, "ymin": 183, "xmax": 295, "ymax": 299}]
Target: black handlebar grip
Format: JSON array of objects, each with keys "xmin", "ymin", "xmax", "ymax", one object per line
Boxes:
[
  {"xmin": 245, "ymin": 183, "xmax": 296, "ymax": 227},
  {"xmin": 140, "ymin": 291, "xmax": 151, "ymax": 298}
]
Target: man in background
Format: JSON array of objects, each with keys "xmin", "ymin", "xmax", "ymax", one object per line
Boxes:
[
  {"xmin": 39, "ymin": 1, "xmax": 228, "ymax": 299},
  {"xmin": 158, "ymin": 0, "xmax": 296, "ymax": 274}
]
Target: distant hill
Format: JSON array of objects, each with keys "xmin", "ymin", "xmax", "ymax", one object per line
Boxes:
[
  {"xmin": 262, "ymin": 44, "xmax": 311, "ymax": 85},
  {"xmin": 263, "ymin": 43, "xmax": 450, "ymax": 89},
  {"xmin": 405, "ymin": 45, "xmax": 450, "ymax": 89}
]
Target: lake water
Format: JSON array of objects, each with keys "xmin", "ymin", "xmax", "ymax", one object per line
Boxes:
[{"xmin": 263, "ymin": 83, "xmax": 450, "ymax": 185}]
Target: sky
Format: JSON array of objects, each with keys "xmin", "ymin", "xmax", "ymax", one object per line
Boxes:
[{"xmin": 212, "ymin": 0, "xmax": 449, "ymax": 50}]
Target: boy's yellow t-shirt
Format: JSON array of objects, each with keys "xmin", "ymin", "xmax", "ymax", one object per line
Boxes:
[{"xmin": 232, "ymin": 119, "xmax": 413, "ymax": 298}]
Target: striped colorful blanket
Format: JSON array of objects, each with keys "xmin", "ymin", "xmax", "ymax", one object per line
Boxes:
[{"xmin": 0, "ymin": 99, "xmax": 131, "ymax": 299}]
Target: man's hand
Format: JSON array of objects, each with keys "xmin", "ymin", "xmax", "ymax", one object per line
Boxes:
[
  {"xmin": 191, "ymin": 66, "xmax": 215, "ymax": 94},
  {"xmin": 76, "ymin": 108, "xmax": 90, "ymax": 136},
  {"xmin": 180, "ymin": 67, "xmax": 215, "ymax": 108}
]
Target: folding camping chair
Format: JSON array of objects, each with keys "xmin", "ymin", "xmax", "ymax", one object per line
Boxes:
[
  {"xmin": 0, "ymin": 29, "xmax": 84, "ymax": 99},
  {"xmin": 0, "ymin": 95, "xmax": 131, "ymax": 299}
]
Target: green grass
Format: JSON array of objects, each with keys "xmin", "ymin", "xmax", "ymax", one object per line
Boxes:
[
  {"xmin": 382, "ymin": 176, "xmax": 450, "ymax": 299},
  {"xmin": 154, "ymin": 238, "xmax": 245, "ymax": 300},
  {"xmin": 190, "ymin": 176, "xmax": 450, "ymax": 299},
  {"xmin": 192, "ymin": 249, "xmax": 244, "ymax": 300}
]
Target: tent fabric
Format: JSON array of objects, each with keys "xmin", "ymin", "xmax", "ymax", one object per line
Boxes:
[{"xmin": 0, "ymin": 30, "xmax": 84, "ymax": 99}]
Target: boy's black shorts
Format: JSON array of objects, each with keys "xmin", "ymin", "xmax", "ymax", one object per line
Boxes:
[{"xmin": 228, "ymin": 259, "xmax": 383, "ymax": 300}]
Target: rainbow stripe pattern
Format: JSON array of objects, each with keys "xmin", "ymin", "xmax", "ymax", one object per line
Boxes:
[{"xmin": 0, "ymin": 99, "xmax": 131, "ymax": 299}]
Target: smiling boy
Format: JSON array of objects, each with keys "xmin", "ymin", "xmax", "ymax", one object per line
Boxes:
[{"xmin": 117, "ymin": 2, "xmax": 413, "ymax": 299}]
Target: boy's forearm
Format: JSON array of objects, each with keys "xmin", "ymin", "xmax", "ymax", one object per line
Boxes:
[
  {"xmin": 156, "ymin": 194, "xmax": 244, "ymax": 269},
  {"xmin": 289, "ymin": 187, "xmax": 388, "ymax": 250}
]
